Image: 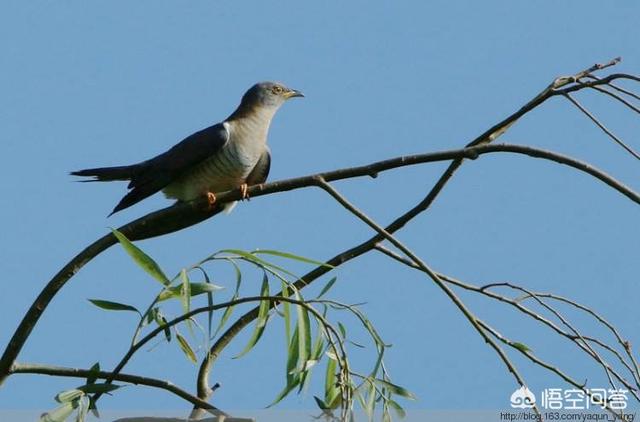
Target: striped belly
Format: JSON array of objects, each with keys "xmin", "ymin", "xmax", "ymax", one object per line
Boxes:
[{"xmin": 162, "ymin": 141, "xmax": 261, "ymax": 201}]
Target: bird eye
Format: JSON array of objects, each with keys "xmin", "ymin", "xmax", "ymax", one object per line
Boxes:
[{"xmin": 272, "ymin": 85, "xmax": 283, "ymax": 94}]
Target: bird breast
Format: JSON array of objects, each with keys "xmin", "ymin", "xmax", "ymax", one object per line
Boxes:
[{"xmin": 162, "ymin": 123, "xmax": 268, "ymax": 202}]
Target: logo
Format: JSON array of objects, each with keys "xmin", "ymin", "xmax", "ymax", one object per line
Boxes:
[{"xmin": 510, "ymin": 386, "xmax": 536, "ymax": 409}]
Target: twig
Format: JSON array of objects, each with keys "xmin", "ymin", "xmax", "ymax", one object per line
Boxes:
[
  {"xmin": 563, "ymin": 92, "xmax": 640, "ymax": 160},
  {"xmin": 478, "ymin": 320, "xmax": 625, "ymax": 420},
  {"xmin": 583, "ymin": 74, "xmax": 640, "ymax": 102},
  {"xmin": 589, "ymin": 85, "xmax": 640, "ymax": 116},
  {"xmin": 313, "ymin": 178, "xmax": 540, "ymax": 416},
  {"xmin": 374, "ymin": 245, "xmax": 640, "ymax": 399}
]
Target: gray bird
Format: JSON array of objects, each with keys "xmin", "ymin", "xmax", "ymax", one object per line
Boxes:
[{"xmin": 71, "ymin": 82, "xmax": 303, "ymax": 215}]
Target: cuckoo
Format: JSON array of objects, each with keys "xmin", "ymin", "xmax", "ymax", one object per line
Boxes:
[{"xmin": 71, "ymin": 82, "xmax": 303, "ymax": 215}]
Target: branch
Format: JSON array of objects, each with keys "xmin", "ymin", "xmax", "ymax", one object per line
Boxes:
[
  {"xmin": 376, "ymin": 244, "xmax": 640, "ymax": 397},
  {"xmin": 312, "ymin": 179, "xmax": 540, "ymax": 416},
  {"xmin": 192, "ymin": 59, "xmax": 639, "ymax": 404},
  {"xmin": 89, "ymin": 295, "xmax": 349, "ymax": 417},
  {"xmin": 4, "ymin": 143, "xmax": 636, "ymax": 392},
  {"xmin": 563, "ymin": 92, "xmax": 640, "ymax": 160},
  {"xmin": 193, "ymin": 141, "xmax": 640, "ymax": 403},
  {"xmin": 9, "ymin": 362, "xmax": 232, "ymax": 418}
]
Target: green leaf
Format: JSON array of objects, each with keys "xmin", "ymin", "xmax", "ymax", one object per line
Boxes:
[
  {"xmin": 87, "ymin": 397, "xmax": 99, "ymax": 418},
  {"xmin": 193, "ymin": 266, "xmax": 215, "ymax": 339},
  {"xmin": 55, "ymin": 389, "xmax": 84, "ymax": 403},
  {"xmin": 374, "ymin": 378, "xmax": 416, "ymax": 400},
  {"xmin": 297, "ymin": 329, "xmax": 325, "ymax": 392},
  {"xmin": 157, "ymin": 282, "xmax": 224, "ymax": 302},
  {"xmin": 220, "ymin": 249, "xmax": 298, "ymax": 278},
  {"xmin": 383, "ymin": 405, "xmax": 392, "ymax": 422},
  {"xmin": 281, "ymin": 280, "xmax": 291, "ymax": 351},
  {"xmin": 176, "ymin": 333, "xmax": 198, "ymax": 363},
  {"xmin": 269, "ymin": 327, "xmax": 301, "ymax": 407},
  {"xmin": 295, "ymin": 292, "xmax": 312, "ymax": 372},
  {"xmin": 88, "ymin": 299, "xmax": 140, "ymax": 315},
  {"xmin": 233, "ymin": 274, "xmax": 270, "ymax": 359},
  {"xmin": 77, "ymin": 383, "xmax": 120, "ymax": 394},
  {"xmin": 354, "ymin": 385, "xmax": 367, "ymax": 412},
  {"xmin": 512, "ymin": 342, "xmax": 532, "ymax": 353},
  {"xmin": 252, "ymin": 249, "xmax": 333, "ymax": 268},
  {"xmin": 86, "ymin": 362, "xmax": 100, "ymax": 385},
  {"xmin": 337, "ymin": 322, "xmax": 347, "ymax": 339},
  {"xmin": 365, "ymin": 378, "xmax": 376, "ymax": 418},
  {"xmin": 75, "ymin": 397, "xmax": 88, "ymax": 422},
  {"xmin": 212, "ymin": 259, "xmax": 242, "ymax": 338},
  {"xmin": 388, "ymin": 399, "xmax": 407, "ymax": 419},
  {"xmin": 313, "ymin": 395, "xmax": 328, "ymax": 410},
  {"xmin": 87, "ymin": 396, "xmax": 99, "ymax": 418},
  {"xmin": 268, "ymin": 378, "xmax": 300, "ymax": 407},
  {"xmin": 287, "ymin": 327, "xmax": 300, "ymax": 376},
  {"xmin": 213, "ymin": 296, "xmax": 236, "ymax": 339},
  {"xmin": 312, "ymin": 332, "xmax": 325, "ymax": 360},
  {"xmin": 317, "ymin": 276, "xmax": 338, "ymax": 299},
  {"xmin": 153, "ymin": 309, "xmax": 171, "ymax": 342},
  {"xmin": 180, "ymin": 269, "xmax": 191, "ymax": 315},
  {"xmin": 41, "ymin": 402, "xmax": 76, "ymax": 422},
  {"xmin": 326, "ymin": 386, "xmax": 342, "ymax": 409},
  {"xmin": 325, "ymin": 350, "xmax": 339, "ymax": 361},
  {"xmin": 324, "ymin": 356, "xmax": 337, "ymax": 402},
  {"xmin": 179, "ymin": 269, "xmax": 194, "ymax": 336},
  {"xmin": 111, "ymin": 229, "xmax": 170, "ymax": 286}
]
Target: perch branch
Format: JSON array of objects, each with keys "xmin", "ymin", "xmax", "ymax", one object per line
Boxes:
[{"xmin": 193, "ymin": 58, "xmax": 639, "ymax": 403}]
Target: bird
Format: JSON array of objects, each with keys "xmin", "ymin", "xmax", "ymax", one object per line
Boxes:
[{"xmin": 71, "ymin": 81, "xmax": 303, "ymax": 216}]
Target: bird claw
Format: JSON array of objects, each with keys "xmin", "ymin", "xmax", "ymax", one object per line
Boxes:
[
  {"xmin": 239, "ymin": 183, "xmax": 249, "ymax": 201},
  {"xmin": 206, "ymin": 192, "xmax": 217, "ymax": 209}
]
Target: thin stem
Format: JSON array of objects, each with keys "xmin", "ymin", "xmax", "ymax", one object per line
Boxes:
[
  {"xmin": 375, "ymin": 245, "xmax": 640, "ymax": 398},
  {"xmin": 563, "ymin": 92, "xmax": 640, "ymax": 160}
]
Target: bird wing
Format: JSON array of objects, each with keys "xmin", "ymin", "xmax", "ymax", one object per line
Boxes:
[
  {"xmin": 245, "ymin": 148, "xmax": 271, "ymax": 185},
  {"xmin": 111, "ymin": 123, "xmax": 230, "ymax": 214}
]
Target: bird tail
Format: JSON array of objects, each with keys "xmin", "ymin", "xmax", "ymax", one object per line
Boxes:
[{"xmin": 70, "ymin": 165, "xmax": 141, "ymax": 182}]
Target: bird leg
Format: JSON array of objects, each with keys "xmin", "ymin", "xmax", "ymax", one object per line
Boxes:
[
  {"xmin": 239, "ymin": 183, "xmax": 249, "ymax": 201},
  {"xmin": 206, "ymin": 192, "xmax": 217, "ymax": 209}
]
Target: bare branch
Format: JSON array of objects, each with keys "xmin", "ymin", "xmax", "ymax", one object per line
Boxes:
[
  {"xmin": 375, "ymin": 245, "xmax": 640, "ymax": 398},
  {"xmin": 584, "ymin": 74, "xmax": 640, "ymax": 102},
  {"xmin": 478, "ymin": 320, "xmax": 626, "ymax": 420},
  {"xmin": 588, "ymin": 85, "xmax": 640, "ymax": 116},
  {"xmin": 563, "ymin": 92, "xmax": 640, "ymax": 160},
  {"xmin": 313, "ymin": 179, "xmax": 539, "ymax": 415}
]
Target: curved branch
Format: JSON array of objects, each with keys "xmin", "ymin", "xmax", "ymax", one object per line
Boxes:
[
  {"xmin": 92, "ymin": 295, "xmax": 349, "ymax": 414},
  {"xmin": 0, "ymin": 59, "xmax": 633, "ymax": 395},
  {"xmin": 195, "ymin": 142, "xmax": 640, "ymax": 402},
  {"xmin": 1, "ymin": 141, "xmax": 637, "ymax": 391},
  {"xmin": 9, "ymin": 362, "xmax": 225, "ymax": 416}
]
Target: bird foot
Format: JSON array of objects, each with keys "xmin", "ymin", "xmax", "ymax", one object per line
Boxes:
[
  {"xmin": 239, "ymin": 183, "xmax": 249, "ymax": 201},
  {"xmin": 206, "ymin": 192, "xmax": 217, "ymax": 209}
]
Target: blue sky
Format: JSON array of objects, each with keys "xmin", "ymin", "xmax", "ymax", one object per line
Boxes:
[{"xmin": 1, "ymin": 0, "xmax": 639, "ymax": 418}]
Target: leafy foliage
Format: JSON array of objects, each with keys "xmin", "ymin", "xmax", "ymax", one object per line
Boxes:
[{"xmin": 47, "ymin": 234, "xmax": 412, "ymax": 421}]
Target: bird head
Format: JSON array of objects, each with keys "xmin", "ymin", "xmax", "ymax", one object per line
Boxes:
[{"xmin": 241, "ymin": 81, "xmax": 304, "ymax": 109}]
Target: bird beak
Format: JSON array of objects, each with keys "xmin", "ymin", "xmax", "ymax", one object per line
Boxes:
[{"xmin": 284, "ymin": 89, "xmax": 304, "ymax": 99}]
